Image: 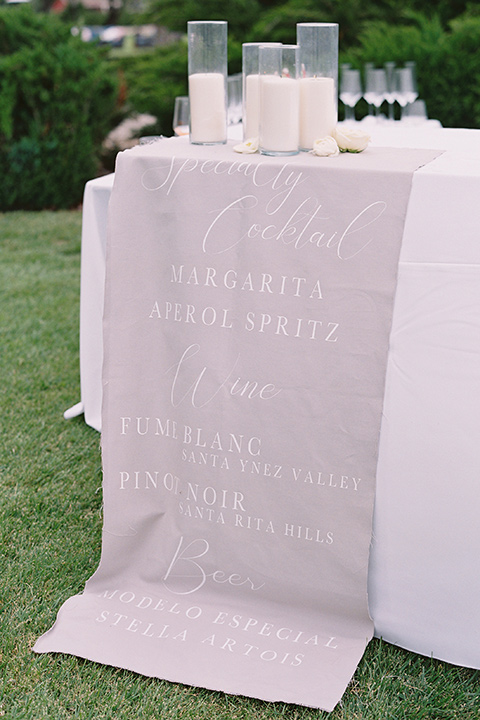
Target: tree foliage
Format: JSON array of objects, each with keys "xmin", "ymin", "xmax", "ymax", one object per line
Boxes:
[
  {"xmin": 142, "ymin": 0, "xmax": 262, "ymax": 39},
  {"xmin": 343, "ymin": 12, "xmax": 480, "ymax": 127},
  {"xmin": 1, "ymin": 0, "xmax": 479, "ymax": 210},
  {"xmin": 114, "ymin": 41, "xmax": 188, "ymax": 135},
  {"xmin": 127, "ymin": 0, "xmax": 480, "ymax": 131},
  {"xmin": 0, "ymin": 6, "xmax": 119, "ymax": 210},
  {"xmin": 249, "ymin": 0, "xmax": 390, "ymax": 49}
]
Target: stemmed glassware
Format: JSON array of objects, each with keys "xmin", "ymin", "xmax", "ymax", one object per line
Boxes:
[
  {"xmin": 347, "ymin": 61, "xmax": 420, "ymax": 122},
  {"xmin": 172, "ymin": 96, "xmax": 189, "ymax": 136},
  {"xmin": 404, "ymin": 61, "xmax": 419, "ymax": 110},
  {"xmin": 364, "ymin": 67, "xmax": 387, "ymax": 116},
  {"xmin": 339, "ymin": 68, "xmax": 362, "ymax": 121},
  {"xmin": 384, "ymin": 62, "xmax": 396, "ymax": 120},
  {"xmin": 393, "ymin": 66, "xmax": 418, "ymax": 119},
  {"xmin": 363, "ymin": 62, "xmax": 374, "ymax": 115},
  {"xmin": 227, "ymin": 74, "xmax": 243, "ymax": 125}
]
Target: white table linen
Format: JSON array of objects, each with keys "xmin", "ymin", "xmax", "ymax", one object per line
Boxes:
[{"xmin": 70, "ymin": 124, "xmax": 480, "ymax": 668}]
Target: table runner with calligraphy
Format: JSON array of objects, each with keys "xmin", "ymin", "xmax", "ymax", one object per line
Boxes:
[{"xmin": 35, "ymin": 139, "xmax": 439, "ymax": 711}]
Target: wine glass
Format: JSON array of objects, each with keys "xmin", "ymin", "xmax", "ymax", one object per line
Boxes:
[
  {"xmin": 384, "ymin": 62, "xmax": 396, "ymax": 120},
  {"xmin": 364, "ymin": 68, "xmax": 388, "ymax": 117},
  {"xmin": 404, "ymin": 61, "xmax": 419, "ymax": 112},
  {"xmin": 394, "ymin": 67, "xmax": 418, "ymax": 119},
  {"xmin": 227, "ymin": 74, "xmax": 243, "ymax": 126},
  {"xmin": 403, "ymin": 99, "xmax": 428, "ymax": 124},
  {"xmin": 363, "ymin": 62, "xmax": 374, "ymax": 115},
  {"xmin": 339, "ymin": 68, "xmax": 362, "ymax": 122},
  {"xmin": 173, "ymin": 96, "xmax": 189, "ymax": 136}
]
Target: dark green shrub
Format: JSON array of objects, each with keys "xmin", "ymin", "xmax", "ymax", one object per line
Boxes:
[
  {"xmin": 114, "ymin": 37, "xmax": 242, "ymax": 138},
  {"xmin": 0, "ymin": 6, "xmax": 119, "ymax": 210},
  {"xmin": 342, "ymin": 12, "xmax": 480, "ymax": 128},
  {"xmin": 437, "ymin": 15, "xmax": 480, "ymax": 127},
  {"xmin": 249, "ymin": 0, "xmax": 378, "ymax": 50},
  {"xmin": 115, "ymin": 0, "xmax": 251, "ymax": 137},
  {"xmin": 113, "ymin": 40, "xmax": 188, "ymax": 137},
  {"xmin": 143, "ymin": 0, "xmax": 261, "ymax": 40}
]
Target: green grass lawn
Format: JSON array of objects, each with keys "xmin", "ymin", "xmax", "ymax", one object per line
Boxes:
[{"xmin": 1, "ymin": 210, "xmax": 479, "ymax": 719}]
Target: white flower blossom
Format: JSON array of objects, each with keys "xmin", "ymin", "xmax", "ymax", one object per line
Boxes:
[
  {"xmin": 312, "ymin": 136, "xmax": 340, "ymax": 157},
  {"xmin": 333, "ymin": 126, "xmax": 370, "ymax": 153},
  {"xmin": 233, "ymin": 137, "xmax": 259, "ymax": 154}
]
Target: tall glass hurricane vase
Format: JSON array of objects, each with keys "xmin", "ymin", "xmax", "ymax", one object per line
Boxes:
[
  {"xmin": 188, "ymin": 21, "xmax": 228, "ymax": 145},
  {"xmin": 259, "ymin": 44, "xmax": 300, "ymax": 156},
  {"xmin": 296, "ymin": 22, "xmax": 338, "ymax": 151},
  {"xmin": 242, "ymin": 42, "xmax": 281, "ymax": 141}
]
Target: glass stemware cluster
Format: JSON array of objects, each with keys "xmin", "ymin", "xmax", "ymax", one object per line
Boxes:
[{"xmin": 339, "ymin": 62, "xmax": 419, "ymax": 121}]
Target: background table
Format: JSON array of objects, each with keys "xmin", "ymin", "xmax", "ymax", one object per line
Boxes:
[{"xmin": 70, "ymin": 124, "xmax": 480, "ymax": 669}]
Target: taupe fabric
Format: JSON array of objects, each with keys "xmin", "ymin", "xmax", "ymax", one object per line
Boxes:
[{"xmin": 35, "ymin": 139, "xmax": 440, "ymax": 711}]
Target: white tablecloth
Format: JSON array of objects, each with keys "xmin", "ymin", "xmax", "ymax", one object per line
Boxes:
[{"xmin": 70, "ymin": 123, "xmax": 480, "ymax": 669}]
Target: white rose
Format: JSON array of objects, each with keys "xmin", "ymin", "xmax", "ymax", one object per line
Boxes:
[
  {"xmin": 312, "ymin": 136, "xmax": 340, "ymax": 157},
  {"xmin": 333, "ymin": 126, "xmax": 370, "ymax": 153},
  {"xmin": 233, "ymin": 137, "xmax": 259, "ymax": 154}
]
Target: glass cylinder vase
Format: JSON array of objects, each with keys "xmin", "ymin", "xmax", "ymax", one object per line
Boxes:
[
  {"xmin": 242, "ymin": 42, "xmax": 281, "ymax": 141},
  {"xmin": 296, "ymin": 22, "xmax": 338, "ymax": 151},
  {"xmin": 187, "ymin": 21, "xmax": 228, "ymax": 145},
  {"xmin": 259, "ymin": 44, "xmax": 299, "ymax": 156}
]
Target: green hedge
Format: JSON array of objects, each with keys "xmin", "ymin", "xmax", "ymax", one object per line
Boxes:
[
  {"xmin": 112, "ymin": 41, "xmax": 188, "ymax": 137},
  {"xmin": 118, "ymin": 12, "xmax": 480, "ymax": 136},
  {"xmin": 1, "ymin": 5, "xmax": 478, "ymax": 211},
  {"xmin": 0, "ymin": 7, "xmax": 119, "ymax": 210},
  {"xmin": 113, "ymin": 38, "xmax": 243, "ymax": 138},
  {"xmin": 342, "ymin": 13, "xmax": 480, "ymax": 128}
]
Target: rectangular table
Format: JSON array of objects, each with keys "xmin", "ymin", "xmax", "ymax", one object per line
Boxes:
[{"xmin": 69, "ymin": 127, "xmax": 480, "ymax": 673}]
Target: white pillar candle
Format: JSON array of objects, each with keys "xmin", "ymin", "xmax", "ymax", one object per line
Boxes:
[
  {"xmin": 299, "ymin": 76, "xmax": 336, "ymax": 150},
  {"xmin": 189, "ymin": 72, "xmax": 227, "ymax": 144},
  {"xmin": 244, "ymin": 73, "xmax": 261, "ymax": 139},
  {"xmin": 260, "ymin": 75, "xmax": 299, "ymax": 154}
]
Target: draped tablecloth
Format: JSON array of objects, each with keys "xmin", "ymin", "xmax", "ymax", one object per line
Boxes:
[
  {"xmin": 63, "ymin": 127, "xmax": 480, "ymax": 675},
  {"xmin": 36, "ymin": 140, "xmax": 440, "ymax": 711}
]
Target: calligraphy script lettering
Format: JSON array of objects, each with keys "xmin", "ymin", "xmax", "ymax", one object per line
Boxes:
[
  {"xmin": 141, "ymin": 156, "xmax": 387, "ymax": 261},
  {"xmin": 165, "ymin": 343, "xmax": 282, "ymax": 408},
  {"xmin": 163, "ymin": 536, "xmax": 265, "ymax": 595},
  {"xmin": 202, "ymin": 195, "xmax": 387, "ymax": 260},
  {"xmin": 141, "ymin": 156, "xmax": 305, "ymax": 213}
]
